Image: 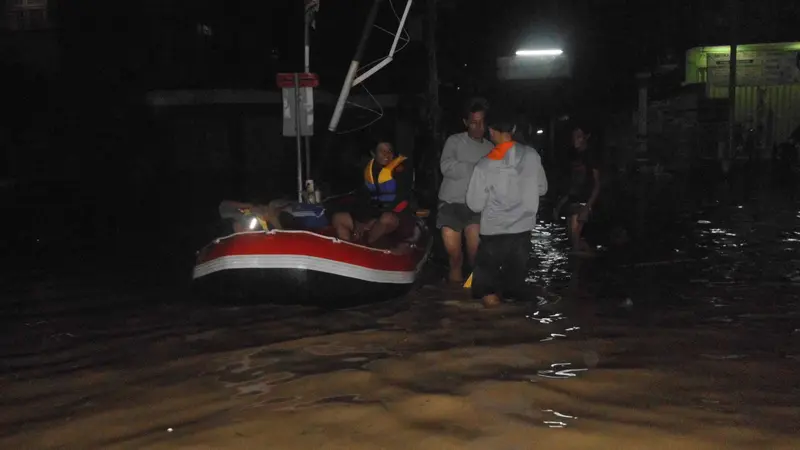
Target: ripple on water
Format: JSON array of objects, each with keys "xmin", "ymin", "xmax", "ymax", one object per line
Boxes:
[
  {"xmin": 540, "ymin": 333, "xmax": 568, "ymax": 342},
  {"xmin": 304, "ymin": 343, "xmax": 389, "ymax": 357},
  {"xmin": 234, "ymin": 381, "xmax": 274, "ymax": 396},
  {"xmin": 526, "ymin": 311, "xmax": 568, "ymax": 325},
  {"xmin": 525, "ymin": 310, "xmax": 580, "ymax": 342},
  {"xmin": 341, "ymin": 356, "xmax": 370, "ymax": 363},
  {"xmin": 542, "ymin": 409, "xmax": 578, "ymax": 428},
  {"xmin": 535, "ymin": 362, "xmax": 589, "ymax": 380}
]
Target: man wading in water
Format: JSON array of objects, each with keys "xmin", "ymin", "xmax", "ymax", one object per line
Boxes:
[
  {"xmin": 564, "ymin": 124, "xmax": 601, "ymax": 256},
  {"xmin": 466, "ymin": 112, "xmax": 548, "ymax": 307},
  {"xmin": 437, "ymin": 98, "xmax": 494, "ymax": 284}
]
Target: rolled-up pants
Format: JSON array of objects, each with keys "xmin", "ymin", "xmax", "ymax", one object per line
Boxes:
[{"xmin": 471, "ymin": 231, "xmax": 532, "ymax": 300}]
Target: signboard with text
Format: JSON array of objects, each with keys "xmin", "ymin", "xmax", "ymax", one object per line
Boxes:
[{"xmin": 707, "ymin": 50, "xmax": 800, "ymax": 87}]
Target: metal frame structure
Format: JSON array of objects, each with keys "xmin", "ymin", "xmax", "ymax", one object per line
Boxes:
[{"xmin": 328, "ymin": 0, "xmax": 414, "ymax": 132}]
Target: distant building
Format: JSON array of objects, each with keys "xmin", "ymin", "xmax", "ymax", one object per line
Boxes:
[
  {"xmin": 1, "ymin": 0, "xmax": 59, "ymax": 75},
  {"xmin": 3, "ymin": 0, "xmax": 52, "ymax": 31},
  {"xmin": 685, "ymin": 42, "xmax": 800, "ymax": 152},
  {"xmin": 143, "ymin": 89, "xmax": 407, "ymax": 199}
]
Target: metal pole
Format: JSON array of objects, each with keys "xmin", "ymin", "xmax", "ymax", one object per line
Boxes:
[
  {"xmin": 636, "ymin": 72, "xmax": 650, "ymax": 156},
  {"xmin": 426, "ymin": 0, "xmax": 442, "ymax": 151},
  {"xmin": 727, "ymin": 0, "xmax": 738, "ymax": 167},
  {"xmin": 294, "ymin": 73, "xmax": 303, "ymax": 202},
  {"xmin": 304, "ymin": 12, "xmax": 312, "ymax": 181},
  {"xmin": 549, "ymin": 117, "xmax": 556, "ymax": 162},
  {"xmin": 390, "ymin": 0, "xmax": 413, "ymax": 55},
  {"xmin": 304, "ymin": 14, "xmax": 311, "ymax": 73},
  {"xmin": 352, "ymin": 0, "xmax": 413, "ymax": 87},
  {"xmin": 328, "ymin": 0, "xmax": 385, "ymax": 132}
]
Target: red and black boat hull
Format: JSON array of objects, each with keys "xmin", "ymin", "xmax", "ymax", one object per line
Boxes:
[{"xmin": 192, "ymin": 227, "xmax": 431, "ymax": 306}]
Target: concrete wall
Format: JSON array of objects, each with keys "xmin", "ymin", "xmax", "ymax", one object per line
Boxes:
[
  {"xmin": 706, "ymin": 84, "xmax": 800, "ymax": 151},
  {"xmin": 685, "ymin": 43, "xmax": 800, "ymax": 152},
  {"xmin": 145, "ymin": 90, "xmax": 408, "ymax": 204}
]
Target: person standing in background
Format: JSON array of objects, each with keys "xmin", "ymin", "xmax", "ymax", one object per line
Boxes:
[
  {"xmin": 565, "ymin": 124, "xmax": 602, "ymax": 256},
  {"xmin": 437, "ymin": 98, "xmax": 494, "ymax": 284}
]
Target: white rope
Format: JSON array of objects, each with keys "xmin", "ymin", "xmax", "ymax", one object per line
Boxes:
[
  {"xmin": 336, "ymin": 84, "xmax": 385, "ymax": 134},
  {"xmin": 358, "ymin": 0, "xmax": 411, "ymax": 74}
]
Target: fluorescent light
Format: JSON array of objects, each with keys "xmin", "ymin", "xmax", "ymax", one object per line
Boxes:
[{"xmin": 516, "ymin": 49, "xmax": 563, "ymax": 57}]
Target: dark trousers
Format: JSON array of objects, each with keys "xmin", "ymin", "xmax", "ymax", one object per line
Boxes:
[{"xmin": 472, "ymin": 231, "xmax": 533, "ymax": 300}]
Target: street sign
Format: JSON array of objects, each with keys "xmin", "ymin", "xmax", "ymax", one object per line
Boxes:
[{"xmin": 276, "ymin": 72, "xmax": 319, "ymax": 88}]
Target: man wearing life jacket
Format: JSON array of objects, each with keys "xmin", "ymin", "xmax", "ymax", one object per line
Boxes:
[
  {"xmin": 332, "ymin": 140, "xmax": 413, "ymax": 246},
  {"xmin": 466, "ymin": 111, "xmax": 548, "ymax": 308}
]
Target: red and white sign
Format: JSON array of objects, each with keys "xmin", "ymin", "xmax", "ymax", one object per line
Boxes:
[
  {"xmin": 276, "ymin": 73, "xmax": 319, "ymax": 88},
  {"xmin": 304, "ymin": 0, "xmax": 320, "ymax": 14}
]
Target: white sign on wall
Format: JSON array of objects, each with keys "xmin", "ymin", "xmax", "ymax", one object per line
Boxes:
[{"xmin": 282, "ymin": 87, "xmax": 315, "ymax": 137}]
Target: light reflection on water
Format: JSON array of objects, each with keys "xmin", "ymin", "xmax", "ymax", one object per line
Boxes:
[
  {"xmin": 515, "ymin": 189, "xmax": 800, "ymax": 429},
  {"xmin": 692, "ymin": 197, "xmax": 800, "ymax": 286},
  {"xmin": 528, "ymin": 222, "xmax": 571, "ymax": 289},
  {"xmin": 536, "ymin": 362, "xmax": 588, "ymax": 379}
]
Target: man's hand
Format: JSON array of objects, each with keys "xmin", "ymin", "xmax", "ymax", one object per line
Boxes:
[
  {"xmin": 353, "ymin": 219, "xmax": 376, "ymax": 241},
  {"xmin": 553, "ymin": 196, "xmax": 568, "ymax": 221},
  {"xmin": 580, "ymin": 204, "xmax": 592, "ymax": 218}
]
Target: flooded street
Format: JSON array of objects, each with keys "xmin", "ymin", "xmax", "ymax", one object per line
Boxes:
[{"xmin": 1, "ymin": 171, "xmax": 799, "ymax": 449}]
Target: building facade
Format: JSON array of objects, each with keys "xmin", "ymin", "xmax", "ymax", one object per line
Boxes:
[{"xmin": 685, "ymin": 42, "xmax": 800, "ymax": 154}]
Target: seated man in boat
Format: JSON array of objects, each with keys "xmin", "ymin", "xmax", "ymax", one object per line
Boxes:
[{"xmin": 332, "ymin": 140, "xmax": 415, "ymax": 247}]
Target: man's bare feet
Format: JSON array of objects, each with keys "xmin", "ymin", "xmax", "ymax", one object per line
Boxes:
[
  {"xmin": 570, "ymin": 239, "xmax": 596, "ymax": 257},
  {"xmin": 570, "ymin": 249, "xmax": 596, "ymax": 258},
  {"xmin": 448, "ymin": 269, "xmax": 464, "ymax": 285},
  {"xmin": 482, "ymin": 294, "xmax": 502, "ymax": 308}
]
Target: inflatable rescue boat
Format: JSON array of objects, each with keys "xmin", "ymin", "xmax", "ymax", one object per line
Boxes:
[{"xmin": 192, "ymin": 198, "xmax": 432, "ymax": 305}]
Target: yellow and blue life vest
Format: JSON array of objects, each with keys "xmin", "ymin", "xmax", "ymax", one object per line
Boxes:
[{"xmin": 364, "ymin": 155, "xmax": 407, "ymax": 206}]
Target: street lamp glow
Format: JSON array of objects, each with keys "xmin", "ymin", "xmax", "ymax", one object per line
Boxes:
[{"xmin": 515, "ymin": 49, "xmax": 563, "ymax": 57}]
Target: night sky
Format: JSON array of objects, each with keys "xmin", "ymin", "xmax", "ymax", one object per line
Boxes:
[
  {"xmin": 22, "ymin": 0, "xmax": 796, "ymax": 107},
  {"xmin": 274, "ymin": 0, "xmax": 798, "ymax": 101},
  {"xmin": 3, "ymin": 0, "xmax": 800, "ymax": 179},
  {"xmin": 2, "ymin": 0, "xmax": 800, "ymax": 265}
]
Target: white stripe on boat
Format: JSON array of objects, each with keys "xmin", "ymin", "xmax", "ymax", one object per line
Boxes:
[{"xmin": 193, "ymin": 255, "xmax": 417, "ymax": 284}]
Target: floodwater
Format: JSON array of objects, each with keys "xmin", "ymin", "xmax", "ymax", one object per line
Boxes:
[{"xmin": 1, "ymin": 168, "xmax": 799, "ymax": 449}]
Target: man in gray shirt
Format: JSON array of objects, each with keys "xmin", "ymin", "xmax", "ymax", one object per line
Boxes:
[{"xmin": 437, "ymin": 98, "xmax": 493, "ymax": 283}]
